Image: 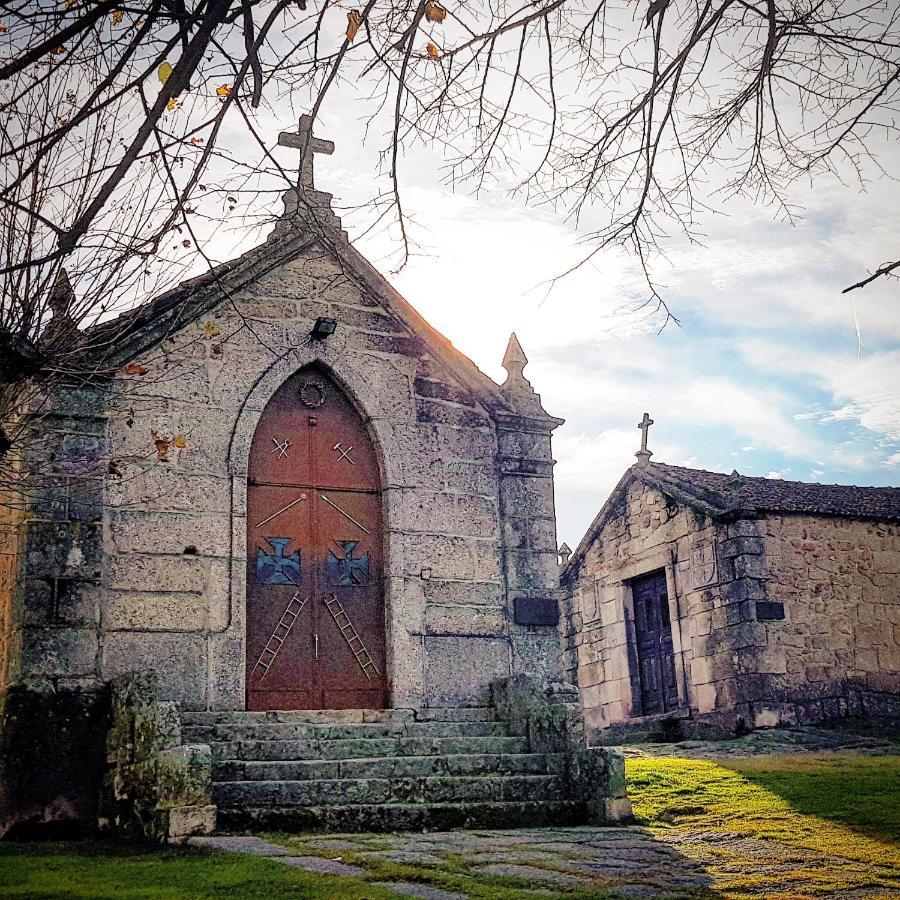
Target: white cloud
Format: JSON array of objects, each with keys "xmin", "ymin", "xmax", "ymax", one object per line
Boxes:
[{"xmin": 738, "ymin": 341, "xmax": 900, "ymax": 446}]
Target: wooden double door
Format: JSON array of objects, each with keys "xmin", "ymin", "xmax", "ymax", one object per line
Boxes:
[
  {"xmin": 632, "ymin": 570, "xmax": 679, "ymax": 715},
  {"xmin": 246, "ymin": 369, "xmax": 386, "ymax": 711}
]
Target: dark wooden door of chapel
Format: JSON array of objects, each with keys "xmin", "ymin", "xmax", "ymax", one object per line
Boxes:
[
  {"xmin": 246, "ymin": 369, "xmax": 385, "ymax": 711},
  {"xmin": 632, "ymin": 570, "xmax": 679, "ymax": 715}
]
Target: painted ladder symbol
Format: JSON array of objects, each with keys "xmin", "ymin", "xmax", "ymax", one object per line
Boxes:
[
  {"xmin": 322, "ymin": 593, "xmax": 380, "ymax": 681},
  {"xmin": 249, "ymin": 592, "xmax": 308, "ymax": 684}
]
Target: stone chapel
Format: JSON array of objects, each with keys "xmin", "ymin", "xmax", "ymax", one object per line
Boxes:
[
  {"xmin": 0, "ymin": 119, "xmax": 629, "ymax": 839},
  {"xmin": 561, "ymin": 418, "xmax": 900, "ymax": 742}
]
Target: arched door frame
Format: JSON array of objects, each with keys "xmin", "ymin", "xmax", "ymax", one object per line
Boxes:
[{"xmin": 223, "ymin": 344, "xmax": 414, "ymax": 711}]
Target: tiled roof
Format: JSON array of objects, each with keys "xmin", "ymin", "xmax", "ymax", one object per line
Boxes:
[
  {"xmin": 562, "ymin": 461, "xmax": 900, "ymax": 580},
  {"xmin": 647, "ymin": 463, "xmax": 900, "ymax": 521}
]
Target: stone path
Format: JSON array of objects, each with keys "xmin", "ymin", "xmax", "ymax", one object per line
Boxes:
[
  {"xmin": 191, "ymin": 827, "xmax": 714, "ymax": 897},
  {"xmin": 190, "ymin": 818, "xmax": 900, "ymax": 898}
]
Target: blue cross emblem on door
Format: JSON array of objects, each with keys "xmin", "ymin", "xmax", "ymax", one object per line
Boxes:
[
  {"xmin": 256, "ymin": 537, "xmax": 301, "ymax": 585},
  {"xmin": 326, "ymin": 540, "xmax": 369, "ymax": 586}
]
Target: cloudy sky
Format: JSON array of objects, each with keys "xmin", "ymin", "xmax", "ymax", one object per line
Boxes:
[
  {"xmin": 276, "ymin": 107, "xmax": 897, "ymax": 549},
  {"xmin": 169, "ymin": 45, "xmax": 898, "ymax": 552}
]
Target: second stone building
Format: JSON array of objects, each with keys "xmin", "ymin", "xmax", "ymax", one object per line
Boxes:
[{"xmin": 560, "ymin": 453, "xmax": 900, "ymax": 739}]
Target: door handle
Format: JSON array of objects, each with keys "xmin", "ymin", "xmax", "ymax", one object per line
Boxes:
[{"xmin": 314, "ymin": 633, "xmax": 319, "ymax": 659}]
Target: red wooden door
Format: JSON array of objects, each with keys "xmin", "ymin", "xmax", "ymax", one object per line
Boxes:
[{"xmin": 246, "ymin": 369, "xmax": 386, "ymax": 710}]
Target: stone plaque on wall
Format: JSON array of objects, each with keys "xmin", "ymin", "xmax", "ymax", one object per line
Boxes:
[
  {"xmin": 513, "ymin": 597, "xmax": 559, "ymax": 626},
  {"xmin": 690, "ymin": 542, "xmax": 717, "ymax": 588}
]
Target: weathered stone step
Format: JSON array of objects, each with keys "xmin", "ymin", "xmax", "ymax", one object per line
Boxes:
[
  {"xmin": 217, "ymin": 799, "xmax": 583, "ymax": 833},
  {"xmin": 214, "ymin": 774, "xmax": 564, "ymax": 807},
  {"xmin": 213, "ymin": 752, "xmax": 557, "ymax": 782},
  {"xmin": 181, "ymin": 707, "xmax": 496, "ymax": 726},
  {"xmin": 182, "ymin": 720, "xmax": 508, "ymax": 743},
  {"xmin": 205, "ymin": 735, "xmax": 530, "ymax": 761}
]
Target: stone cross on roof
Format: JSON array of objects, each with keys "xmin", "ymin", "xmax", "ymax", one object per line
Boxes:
[
  {"xmin": 635, "ymin": 412, "xmax": 654, "ymax": 467},
  {"xmin": 277, "ymin": 114, "xmax": 335, "ymax": 190}
]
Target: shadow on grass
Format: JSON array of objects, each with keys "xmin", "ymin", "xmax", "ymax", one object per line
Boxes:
[{"xmin": 724, "ymin": 753, "xmax": 900, "ymax": 844}]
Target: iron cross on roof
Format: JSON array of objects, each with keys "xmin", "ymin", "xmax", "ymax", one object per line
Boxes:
[{"xmin": 277, "ymin": 114, "xmax": 335, "ymax": 190}]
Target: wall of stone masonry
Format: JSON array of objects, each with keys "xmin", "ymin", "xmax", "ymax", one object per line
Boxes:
[
  {"xmin": 562, "ymin": 477, "xmax": 900, "ymax": 738},
  {"xmin": 16, "ymin": 383, "xmax": 108, "ymax": 691},
  {"xmin": 12, "ymin": 241, "xmax": 563, "ymax": 711},
  {"xmin": 750, "ymin": 514, "xmax": 900, "ymax": 724},
  {"xmin": 561, "ymin": 479, "xmax": 738, "ymax": 736}
]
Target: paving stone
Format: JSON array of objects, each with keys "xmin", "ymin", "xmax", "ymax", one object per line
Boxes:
[
  {"xmin": 302, "ymin": 838, "xmax": 365, "ymax": 851},
  {"xmin": 611, "ymin": 884, "xmax": 675, "ymax": 898},
  {"xmin": 376, "ymin": 882, "xmax": 467, "ymax": 900},
  {"xmin": 475, "ymin": 863, "xmax": 588, "ymax": 885},
  {"xmin": 359, "ymin": 850, "xmax": 444, "ymax": 865},
  {"xmin": 187, "ymin": 835, "xmax": 290, "ymax": 856},
  {"xmin": 268, "ymin": 855, "xmax": 365, "ymax": 876}
]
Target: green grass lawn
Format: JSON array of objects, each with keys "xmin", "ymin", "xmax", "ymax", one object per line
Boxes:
[
  {"xmin": 0, "ymin": 841, "xmax": 400, "ymax": 900},
  {"xmin": 626, "ymin": 752, "xmax": 900, "ymax": 898},
  {"xmin": 2, "ymin": 752, "xmax": 897, "ymax": 900}
]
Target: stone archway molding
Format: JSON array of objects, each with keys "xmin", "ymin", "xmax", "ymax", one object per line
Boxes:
[{"xmin": 208, "ymin": 343, "xmax": 410, "ymax": 710}]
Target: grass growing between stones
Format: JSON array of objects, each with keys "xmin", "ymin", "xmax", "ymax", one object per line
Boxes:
[
  {"xmin": 627, "ymin": 753, "xmax": 900, "ymax": 898},
  {"xmin": 0, "ymin": 841, "xmax": 399, "ymax": 899},
  {"xmin": 264, "ymin": 836, "xmax": 590, "ymax": 899},
  {"xmin": 268, "ymin": 833, "xmax": 716, "ymax": 899}
]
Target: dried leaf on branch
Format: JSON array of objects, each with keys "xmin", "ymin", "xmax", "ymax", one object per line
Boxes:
[
  {"xmin": 425, "ymin": 1, "xmax": 447, "ymax": 24},
  {"xmin": 426, "ymin": 41, "xmax": 440, "ymax": 60},
  {"xmin": 346, "ymin": 10, "xmax": 362, "ymax": 42}
]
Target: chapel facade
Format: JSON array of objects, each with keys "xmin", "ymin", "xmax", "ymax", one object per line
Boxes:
[
  {"xmin": 0, "ymin": 122, "xmax": 632, "ymax": 840},
  {"xmin": 5, "ymin": 162, "xmax": 565, "ymax": 714},
  {"xmin": 561, "ymin": 435, "xmax": 900, "ymax": 741}
]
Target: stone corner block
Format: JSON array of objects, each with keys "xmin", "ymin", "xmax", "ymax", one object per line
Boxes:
[
  {"xmin": 721, "ymin": 536, "xmax": 764, "ymax": 558},
  {"xmin": 489, "ymin": 673, "xmax": 585, "ymax": 753},
  {"xmin": 166, "ymin": 804, "xmax": 217, "ymax": 842},
  {"xmin": 155, "ymin": 743, "xmax": 213, "ymax": 807},
  {"xmin": 570, "ymin": 747, "xmax": 633, "ymax": 824},
  {"xmin": 602, "ymin": 797, "xmax": 635, "ymax": 823}
]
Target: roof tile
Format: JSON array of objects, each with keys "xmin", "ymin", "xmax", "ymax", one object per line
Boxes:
[{"xmin": 647, "ymin": 463, "xmax": 900, "ymax": 521}]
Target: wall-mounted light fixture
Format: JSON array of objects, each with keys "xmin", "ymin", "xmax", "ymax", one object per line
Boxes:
[{"xmin": 310, "ymin": 317, "xmax": 337, "ymax": 340}]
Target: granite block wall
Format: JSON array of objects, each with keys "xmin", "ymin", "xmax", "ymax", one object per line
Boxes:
[
  {"xmin": 750, "ymin": 514, "xmax": 900, "ymax": 724},
  {"xmin": 562, "ymin": 477, "xmax": 900, "ymax": 738},
  {"xmin": 10, "ymin": 236, "xmax": 563, "ymax": 711}
]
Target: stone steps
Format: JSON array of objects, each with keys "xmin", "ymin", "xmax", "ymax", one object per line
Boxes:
[
  {"xmin": 182, "ymin": 707, "xmax": 496, "ymax": 726},
  {"xmin": 182, "ymin": 720, "xmax": 508, "ymax": 743},
  {"xmin": 218, "ymin": 800, "xmax": 583, "ymax": 833},
  {"xmin": 194, "ymin": 708, "xmax": 587, "ymax": 833},
  {"xmin": 214, "ymin": 751, "xmax": 557, "ymax": 781},
  {"xmin": 202, "ymin": 735, "xmax": 531, "ymax": 761},
  {"xmin": 215, "ymin": 773, "xmax": 564, "ymax": 807}
]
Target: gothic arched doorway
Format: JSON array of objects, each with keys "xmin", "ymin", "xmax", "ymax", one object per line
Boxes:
[{"xmin": 246, "ymin": 367, "xmax": 386, "ymax": 710}]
